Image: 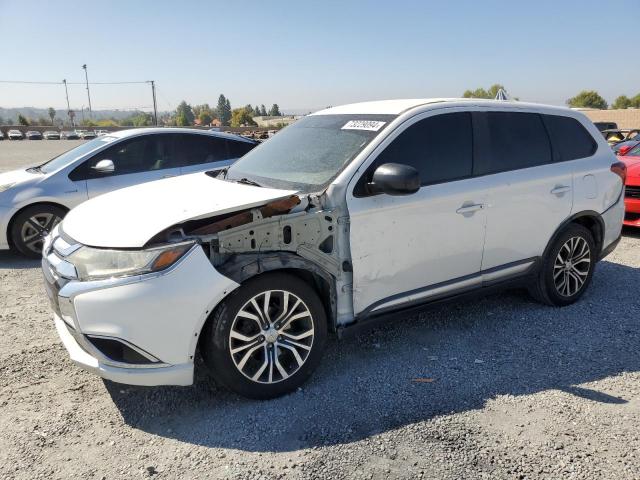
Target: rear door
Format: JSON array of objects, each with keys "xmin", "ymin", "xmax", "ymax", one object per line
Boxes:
[
  {"xmin": 71, "ymin": 134, "xmax": 181, "ymax": 199},
  {"xmin": 476, "ymin": 111, "xmax": 573, "ymax": 270}
]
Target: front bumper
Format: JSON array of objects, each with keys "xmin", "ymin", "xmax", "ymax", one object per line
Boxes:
[
  {"xmin": 42, "ymin": 231, "xmax": 239, "ymax": 386},
  {"xmin": 623, "ymin": 184, "xmax": 640, "ymax": 227}
]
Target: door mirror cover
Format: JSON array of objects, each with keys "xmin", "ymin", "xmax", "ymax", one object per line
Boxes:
[
  {"xmin": 92, "ymin": 159, "xmax": 115, "ymax": 174},
  {"xmin": 369, "ymin": 163, "xmax": 420, "ymax": 196}
]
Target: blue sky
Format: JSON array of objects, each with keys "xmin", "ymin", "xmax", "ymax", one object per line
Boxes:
[{"xmin": 0, "ymin": 0, "xmax": 637, "ymax": 113}]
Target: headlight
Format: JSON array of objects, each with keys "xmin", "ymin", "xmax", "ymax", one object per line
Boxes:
[
  {"xmin": 68, "ymin": 242, "xmax": 193, "ymax": 281},
  {"xmin": 0, "ymin": 182, "xmax": 15, "ymax": 193}
]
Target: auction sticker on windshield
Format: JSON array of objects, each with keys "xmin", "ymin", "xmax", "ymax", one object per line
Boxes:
[{"xmin": 341, "ymin": 120, "xmax": 386, "ymax": 131}]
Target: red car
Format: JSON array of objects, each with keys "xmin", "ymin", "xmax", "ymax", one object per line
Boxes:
[{"xmin": 619, "ymin": 143, "xmax": 640, "ymax": 227}]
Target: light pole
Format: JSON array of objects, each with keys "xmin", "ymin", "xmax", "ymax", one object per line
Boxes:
[
  {"xmin": 149, "ymin": 80, "xmax": 158, "ymax": 126},
  {"xmin": 81, "ymin": 64, "xmax": 92, "ymax": 117},
  {"xmin": 62, "ymin": 79, "xmax": 73, "ymax": 127}
]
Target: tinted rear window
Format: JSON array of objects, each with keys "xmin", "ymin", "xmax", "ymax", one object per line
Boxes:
[
  {"xmin": 480, "ymin": 112, "xmax": 552, "ymax": 174},
  {"xmin": 542, "ymin": 115, "xmax": 597, "ymax": 161},
  {"xmin": 228, "ymin": 139, "xmax": 256, "ymax": 158}
]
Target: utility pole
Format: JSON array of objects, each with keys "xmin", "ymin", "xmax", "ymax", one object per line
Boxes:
[
  {"xmin": 62, "ymin": 79, "xmax": 73, "ymax": 127},
  {"xmin": 81, "ymin": 64, "xmax": 92, "ymax": 117},
  {"xmin": 150, "ymin": 80, "xmax": 158, "ymax": 126}
]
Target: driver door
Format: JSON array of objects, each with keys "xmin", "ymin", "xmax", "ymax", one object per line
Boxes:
[{"xmin": 346, "ymin": 111, "xmax": 488, "ymax": 316}]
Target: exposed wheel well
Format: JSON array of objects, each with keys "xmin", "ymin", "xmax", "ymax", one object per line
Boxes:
[
  {"xmin": 6, "ymin": 202, "xmax": 69, "ymax": 248},
  {"xmin": 570, "ymin": 214, "xmax": 603, "ymax": 252}
]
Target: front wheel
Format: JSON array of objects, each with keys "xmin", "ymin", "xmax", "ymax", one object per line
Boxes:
[
  {"xmin": 529, "ymin": 224, "xmax": 596, "ymax": 306},
  {"xmin": 201, "ymin": 272, "xmax": 327, "ymax": 399},
  {"xmin": 10, "ymin": 205, "xmax": 66, "ymax": 258}
]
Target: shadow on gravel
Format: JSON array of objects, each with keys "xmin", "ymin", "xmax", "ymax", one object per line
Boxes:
[
  {"xmin": 622, "ymin": 226, "xmax": 640, "ymax": 239},
  {"xmin": 106, "ymin": 259, "xmax": 640, "ymax": 452},
  {"xmin": 0, "ymin": 251, "xmax": 39, "ymax": 270}
]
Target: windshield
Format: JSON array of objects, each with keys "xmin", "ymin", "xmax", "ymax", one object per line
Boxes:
[
  {"xmin": 39, "ymin": 136, "xmax": 117, "ymax": 173},
  {"xmin": 225, "ymin": 114, "xmax": 395, "ymax": 192}
]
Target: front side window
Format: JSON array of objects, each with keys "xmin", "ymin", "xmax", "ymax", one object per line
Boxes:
[
  {"xmin": 40, "ymin": 136, "xmax": 117, "ymax": 174},
  {"xmin": 225, "ymin": 114, "xmax": 396, "ymax": 192},
  {"xmin": 365, "ymin": 112, "xmax": 473, "ymax": 189},
  {"xmin": 478, "ymin": 112, "xmax": 552, "ymax": 175}
]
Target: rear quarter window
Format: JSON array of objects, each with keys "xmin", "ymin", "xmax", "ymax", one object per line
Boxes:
[{"xmin": 542, "ymin": 115, "xmax": 597, "ymax": 162}]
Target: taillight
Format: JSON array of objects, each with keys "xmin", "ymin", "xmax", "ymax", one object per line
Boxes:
[{"xmin": 611, "ymin": 161, "xmax": 627, "ymax": 184}]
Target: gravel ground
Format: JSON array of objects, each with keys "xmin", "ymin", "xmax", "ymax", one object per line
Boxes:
[{"xmin": 1, "ymin": 143, "xmax": 639, "ymax": 479}]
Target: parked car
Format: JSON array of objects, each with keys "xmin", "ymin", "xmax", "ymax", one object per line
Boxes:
[
  {"xmin": 61, "ymin": 131, "xmax": 80, "ymax": 140},
  {"xmin": 40, "ymin": 99, "xmax": 625, "ymax": 399},
  {"xmin": 0, "ymin": 131, "xmax": 4, "ymax": 140},
  {"xmin": 25, "ymin": 130, "xmax": 43, "ymax": 140},
  {"xmin": 80, "ymin": 130, "xmax": 97, "ymax": 140},
  {"xmin": 613, "ymin": 138, "xmax": 640, "ymax": 156},
  {"xmin": 0, "ymin": 128, "xmax": 257, "ymax": 257},
  {"xmin": 594, "ymin": 121, "xmax": 617, "ymax": 132},
  {"xmin": 602, "ymin": 128, "xmax": 640, "ymax": 145},
  {"xmin": 43, "ymin": 130, "xmax": 61, "ymax": 140},
  {"xmin": 617, "ymin": 144, "xmax": 640, "ymax": 227},
  {"xmin": 95, "ymin": 130, "xmax": 109, "ymax": 136},
  {"xmin": 8, "ymin": 129, "xmax": 24, "ymax": 140}
]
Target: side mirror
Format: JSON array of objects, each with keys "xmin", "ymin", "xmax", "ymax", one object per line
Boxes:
[
  {"xmin": 91, "ymin": 159, "xmax": 114, "ymax": 174},
  {"xmin": 368, "ymin": 163, "xmax": 420, "ymax": 196},
  {"xmin": 617, "ymin": 145, "xmax": 631, "ymax": 156}
]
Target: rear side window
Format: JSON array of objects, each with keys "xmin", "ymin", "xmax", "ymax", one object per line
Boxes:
[
  {"xmin": 175, "ymin": 134, "xmax": 229, "ymax": 166},
  {"xmin": 478, "ymin": 112, "xmax": 552, "ymax": 175},
  {"xmin": 542, "ymin": 114, "xmax": 597, "ymax": 161},
  {"xmin": 227, "ymin": 139, "xmax": 256, "ymax": 158},
  {"xmin": 371, "ymin": 112, "xmax": 473, "ymax": 186}
]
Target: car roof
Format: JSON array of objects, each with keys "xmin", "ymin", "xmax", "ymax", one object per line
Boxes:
[
  {"xmin": 106, "ymin": 127, "xmax": 256, "ymax": 144},
  {"xmin": 312, "ymin": 98, "xmax": 576, "ymax": 116}
]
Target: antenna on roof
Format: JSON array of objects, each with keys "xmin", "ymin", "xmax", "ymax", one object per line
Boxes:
[{"xmin": 495, "ymin": 88, "xmax": 510, "ymax": 101}]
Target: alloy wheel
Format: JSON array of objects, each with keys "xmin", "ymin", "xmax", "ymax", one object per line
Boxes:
[
  {"xmin": 20, "ymin": 213, "xmax": 61, "ymax": 254},
  {"xmin": 229, "ymin": 290, "xmax": 315, "ymax": 384},
  {"xmin": 553, "ymin": 236, "xmax": 591, "ymax": 297}
]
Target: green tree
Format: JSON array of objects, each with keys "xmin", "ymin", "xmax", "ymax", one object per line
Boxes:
[
  {"xmin": 230, "ymin": 107, "xmax": 257, "ymax": 127},
  {"xmin": 631, "ymin": 94, "xmax": 640, "ymax": 109},
  {"xmin": 175, "ymin": 101, "xmax": 195, "ymax": 126},
  {"xmin": 566, "ymin": 90, "xmax": 607, "ymax": 109},
  {"xmin": 216, "ymin": 94, "xmax": 232, "ymax": 126},
  {"xmin": 462, "ymin": 84, "xmax": 506, "ymax": 99},
  {"xmin": 253, "ymin": 105, "xmax": 262, "ymax": 117},
  {"xmin": 17, "ymin": 114, "xmax": 29, "ymax": 126},
  {"xmin": 48, "ymin": 107, "xmax": 56, "ymax": 125},
  {"xmin": 269, "ymin": 104, "xmax": 281, "ymax": 116},
  {"xmin": 260, "ymin": 104, "xmax": 267, "ymax": 116},
  {"xmin": 199, "ymin": 110, "xmax": 213, "ymax": 125},
  {"xmin": 612, "ymin": 95, "xmax": 631, "ymax": 109}
]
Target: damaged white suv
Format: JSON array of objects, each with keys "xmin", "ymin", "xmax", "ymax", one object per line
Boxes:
[{"xmin": 42, "ymin": 99, "xmax": 626, "ymax": 399}]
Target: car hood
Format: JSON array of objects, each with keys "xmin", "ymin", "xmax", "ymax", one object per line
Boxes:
[
  {"xmin": 62, "ymin": 173, "xmax": 297, "ymax": 248},
  {"xmin": 0, "ymin": 169, "xmax": 38, "ymax": 189}
]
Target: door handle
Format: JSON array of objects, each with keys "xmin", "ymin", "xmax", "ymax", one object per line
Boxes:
[
  {"xmin": 456, "ymin": 203, "xmax": 485, "ymax": 215},
  {"xmin": 550, "ymin": 185, "xmax": 571, "ymax": 195}
]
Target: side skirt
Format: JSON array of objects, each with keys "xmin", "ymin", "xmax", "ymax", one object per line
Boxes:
[{"xmin": 338, "ymin": 257, "xmax": 539, "ymax": 339}]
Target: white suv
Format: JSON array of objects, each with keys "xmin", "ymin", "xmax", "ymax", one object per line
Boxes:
[{"xmin": 42, "ymin": 99, "xmax": 626, "ymax": 399}]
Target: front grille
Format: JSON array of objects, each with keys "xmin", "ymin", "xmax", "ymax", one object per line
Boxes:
[{"xmin": 626, "ymin": 186, "xmax": 640, "ymax": 199}]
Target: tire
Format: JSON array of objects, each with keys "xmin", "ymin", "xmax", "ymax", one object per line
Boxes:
[
  {"xmin": 201, "ymin": 272, "xmax": 328, "ymax": 399},
  {"xmin": 529, "ymin": 224, "xmax": 596, "ymax": 307},
  {"xmin": 10, "ymin": 205, "xmax": 66, "ymax": 258}
]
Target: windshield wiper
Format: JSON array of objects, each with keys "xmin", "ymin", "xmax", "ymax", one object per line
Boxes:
[{"xmin": 235, "ymin": 177, "xmax": 263, "ymax": 187}]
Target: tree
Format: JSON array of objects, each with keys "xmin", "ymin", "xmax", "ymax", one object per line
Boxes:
[
  {"xmin": 216, "ymin": 94, "xmax": 232, "ymax": 126},
  {"xmin": 253, "ymin": 105, "xmax": 262, "ymax": 117},
  {"xmin": 230, "ymin": 107, "xmax": 257, "ymax": 127},
  {"xmin": 260, "ymin": 104, "xmax": 267, "ymax": 116},
  {"xmin": 269, "ymin": 104, "xmax": 281, "ymax": 116},
  {"xmin": 199, "ymin": 110, "xmax": 213, "ymax": 125},
  {"xmin": 462, "ymin": 84, "xmax": 506, "ymax": 99},
  {"xmin": 17, "ymin": 114, "xmax": 29, "ymax": 126},
  {"xmin": 631, "ymin": 94, "xmax": 640, "ymax": 109},
  {"xmin": 175, "ymin": 101, "xmax": 195, "ymax": 126},
  {"xmin": 566, "ymin": 90, "xmax": 607, "ymax": 109},
  {"xmin": 47, "ymin": 107, "xmax": 56, "ymax": 125},
  {"xmin": 612, "ymin": 95, "xmax": 631, "ymax": 110}
]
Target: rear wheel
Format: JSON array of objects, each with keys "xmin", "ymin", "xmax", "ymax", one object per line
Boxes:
[
  {"xmin": 529, "ymin": 224, "xmax": 596, "ymax": 306},
  {"xmin": 10, "ymin": 205, "xmax": 66, "ymax": 258},
  {"xmin": 201, "ymin": 272, "xmax": 327, "ymax": 399}
]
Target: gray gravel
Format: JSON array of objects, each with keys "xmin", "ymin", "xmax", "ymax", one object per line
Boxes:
[{"xmin": 1, "ymin": 143, "xmax": 639, "ymax": 479}]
